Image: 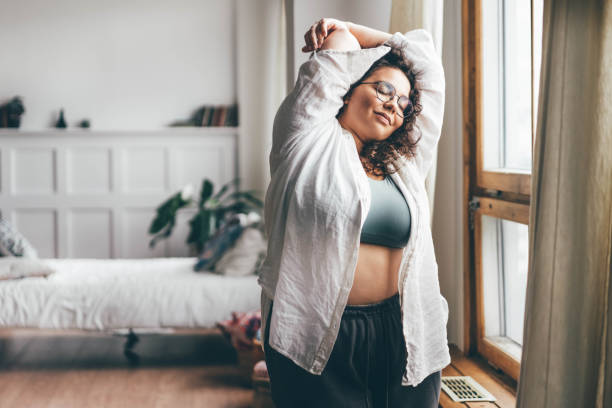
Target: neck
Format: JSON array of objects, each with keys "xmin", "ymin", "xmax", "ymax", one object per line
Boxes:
[{"xmin": 338, "ymin": 116, "xmax": 364, "ymax": 154}]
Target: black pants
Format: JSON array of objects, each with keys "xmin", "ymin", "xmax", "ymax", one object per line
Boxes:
[{"xmin": 263, "ymin": 292, "xmax": 441, "ymax": 408}]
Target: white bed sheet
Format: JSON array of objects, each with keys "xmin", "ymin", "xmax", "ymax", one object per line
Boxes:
[{"xmin": 0, "ymin": 258, "xmax": 261, "ymax": 331}]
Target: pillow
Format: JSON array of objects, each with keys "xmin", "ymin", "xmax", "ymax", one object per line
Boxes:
[
  {"xmin": 193, "ymin": 220, "xmax": 245, "ymax": 272},
  {"xmin": 213, "ymin": 227, "xmax": 267, "ymax": 277},
  {"xmin": 0, "ymin": 258, "xmax": 55, "ymax": 281},
  {"xmin": 0, "ymin": 217, "xmax": 38, "ymax": 258},
  {"xmin": 193, "ymin": 211, "xmax": 263, "ymax": 272}
]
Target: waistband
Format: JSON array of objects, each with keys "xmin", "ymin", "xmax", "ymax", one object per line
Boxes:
[{"xmin": 342, "ymin": 292, "xmax": 400, "ymax": 316}]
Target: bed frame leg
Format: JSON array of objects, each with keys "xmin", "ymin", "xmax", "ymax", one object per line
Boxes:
[{"xmin": 123, "ymin": 329, "xmax": 140, "ymax": 365}]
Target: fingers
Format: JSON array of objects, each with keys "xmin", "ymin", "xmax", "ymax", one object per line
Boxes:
[
  {"xmin": 310, "ymin": 25, "xmax": 320, "ymax": 48},
  {"xmin": 302, "ymin": 19, "xmax": 328, "ymax": 53},
  {"xmin": 302, "ymin": 26, "xmax": 317, "ymax": 52},
  {"xmin": 317, "ymin": 19, "xmax": 327, "ymax": 38}
]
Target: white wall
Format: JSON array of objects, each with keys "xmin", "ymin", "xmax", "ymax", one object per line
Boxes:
[
  {"xmin": 0, "ymin": 0, "xmax": 235, "ymax": 130},
  {"xmin": 0, "ymin": 129, "xmax": 237, "ymax": 258}
]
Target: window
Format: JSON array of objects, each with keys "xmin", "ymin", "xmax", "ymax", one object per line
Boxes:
[{"xmin": 462, "ymin": 0, "xmax": 543, "ymax": 381}]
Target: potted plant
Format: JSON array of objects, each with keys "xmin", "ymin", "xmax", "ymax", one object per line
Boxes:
[{"xmin": 148, "ymin": 178, "xmax": 263, "ymax": 255}]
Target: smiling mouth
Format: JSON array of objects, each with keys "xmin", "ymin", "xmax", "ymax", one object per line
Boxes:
[{"xmin": 375, "ymin": 112, "xmax": 390, "ymax": 125}]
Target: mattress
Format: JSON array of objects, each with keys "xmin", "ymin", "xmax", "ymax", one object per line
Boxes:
[{"xmin": 0, "ymin": 257, "xmax": 261, "ymax": 331}]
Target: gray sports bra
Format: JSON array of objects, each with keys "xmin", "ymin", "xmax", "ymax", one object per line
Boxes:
[{"xmin": 360, "ymin": 175, "xmax": 411, "ymax": 248}]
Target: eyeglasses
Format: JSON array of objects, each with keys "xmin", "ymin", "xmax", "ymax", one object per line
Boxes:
[{"xmin": 358, "ymin": 81, "xmax": 413, "ymax": 118}]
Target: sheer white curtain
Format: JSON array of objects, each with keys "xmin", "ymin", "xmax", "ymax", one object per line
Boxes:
[
  {"xmin": 517, "ymin": 0, "xmax": 612, "ymax": 407},
  {"xmin": 236, "ymin": 0, "xmax": 287, "ymax": 195},
  {"xmin": 389, "ymin": 0, "xmax": 444, "ymax": 224}
]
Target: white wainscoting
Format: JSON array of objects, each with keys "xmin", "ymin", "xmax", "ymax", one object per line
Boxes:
[{"xmin": 0, "ymin": 128, "xmax": 238, "ymax": 258}]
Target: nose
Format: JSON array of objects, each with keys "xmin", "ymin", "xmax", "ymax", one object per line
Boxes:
[{"xmin": 382, "ymin": 98, "xmax": 400, "ymax": 117}]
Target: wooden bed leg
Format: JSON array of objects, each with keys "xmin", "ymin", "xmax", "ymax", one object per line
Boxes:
[{"xmin": 123, "ymin": 329, "xmax": 140, "ymax": 365}]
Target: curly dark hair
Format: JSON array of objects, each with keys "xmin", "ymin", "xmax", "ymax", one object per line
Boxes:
[{"xmin": 336, "ymin": 48, "xmax": 422, "ymax": 177}]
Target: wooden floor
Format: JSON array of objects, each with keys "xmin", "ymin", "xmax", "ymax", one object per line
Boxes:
[
  {"xmin": 0, "ymin": 329, "xmax": 255, "ymax": 408},
  {"xmin": 440, "ymin": 345, "xmax": 517, "ymax": 408}
]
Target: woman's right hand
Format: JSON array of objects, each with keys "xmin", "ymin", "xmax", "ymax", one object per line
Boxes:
[{"xmin": 302, "ymin": 18, "xmax": 350, "ymax": 53}]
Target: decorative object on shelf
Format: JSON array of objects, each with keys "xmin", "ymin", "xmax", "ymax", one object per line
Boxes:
[
  {"xmin": 0, "ymin": 96, "xmax": 25, "ymax": 128},
  {"xmin": 55, "ymin": 108, "xmax": 67, "ymax": 128},
  {"xmin": 78, "ymin": 119, "xmax": 90, "ymax": 128},
  {"xmin": 169, "ymin": 103, "xmax": 239, "ymax": 127},
  {"xmin": 148, "ymin": 178, "xmax": 263, "ymax": 258}
]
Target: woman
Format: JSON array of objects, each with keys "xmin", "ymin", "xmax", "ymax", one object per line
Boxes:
[{"xmin": 257, "ymin": 17, "xmax": 450, "ymax": 407}]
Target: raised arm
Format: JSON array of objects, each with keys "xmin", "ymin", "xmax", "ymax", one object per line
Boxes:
[
  {"xmin": 300, "ymin": 19, "xmax": 392, "ymax": 51},
  {"xmin": 382, "ymin": 30, "xmax": 445, "ymax": 179},
  {"xmin": 271, "ymin": 20, "xmax": 390, "ymax": 157},
  {"xmin": 346, "ymin": 22, "xmax": 393, "ymax": 49}
]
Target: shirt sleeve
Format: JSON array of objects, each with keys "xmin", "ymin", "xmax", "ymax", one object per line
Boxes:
[
  {"xmin": 272, "ymin": 45, "xmax": 391, "ymax": 157},
  {"xmin": 383, "ymin": 30, "xmax": 446, "ymax": 179}
]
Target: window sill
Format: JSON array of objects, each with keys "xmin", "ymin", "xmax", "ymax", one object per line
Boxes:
[{"xmin": 440, "ymin": 344, "xmax": 517, "ymax": 408}]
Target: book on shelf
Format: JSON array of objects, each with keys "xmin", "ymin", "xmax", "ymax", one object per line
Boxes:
[
  {"xmin": 216, "ymin": 106, "xmax": 228, "ymax": 127},
  {"xmin": 225, "ymin": 105, "xmax": 238, "ymax": 127},
  {"xmin": 189, "ymin": 104, "xmax": 238, "ymax": 127},
  {"xmin": 201, "ymin": 106, "xmax": 213, "ymax": 127},
  {"xmin": 193, "ymin": 107, "xmax": 204, "ymax": 127},
  {"xmin": 210, "ymin": 107, "xmax": 222, "ymax": 127}
]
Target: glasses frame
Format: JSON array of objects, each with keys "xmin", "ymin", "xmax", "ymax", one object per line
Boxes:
[{"xmin": 358, "ymin": 81, "xmax": 413, "ymax": 118}]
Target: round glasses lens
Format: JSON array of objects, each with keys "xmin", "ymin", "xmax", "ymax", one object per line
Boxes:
[{"xmin": 377, "ymin": 82, "xmax": 394, "ymax": 97}]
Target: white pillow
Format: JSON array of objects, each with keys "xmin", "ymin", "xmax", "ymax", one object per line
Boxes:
[
  {"xmin": 0, "ymin": 217, "xmax": 38, "ymax": 258},
  {"xmin": 214, "ymin": 227, "xmax": 267, "ymax": 277},
  {"xmin": 0, "ymin": 258, "xmax": 55, "ymax": 281}
]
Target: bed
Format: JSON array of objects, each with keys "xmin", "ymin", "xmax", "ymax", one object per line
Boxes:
[{"xmin": 0, "ymin": 257, "xmax": 262, "ymax": 362}]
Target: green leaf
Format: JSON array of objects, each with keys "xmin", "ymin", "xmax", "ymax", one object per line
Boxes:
[
  {"xmin": 199, "ymin": 179, "xmax": 214, "ymax": 207},
  {"xmin": 187, "ymin": 210, "xmax": 212, "ymax": 253},
  {"xmin": 149, "ymin": 194, "xmax": 177, "ymax": 234},
  {"xmin": 187, "ymin": 213, "xmax": 202, "ymax": 244},
  {"xmin": 149, "ymin": 189, "xmax": 192, "ymax": 244},
  {"xmin": 149, "ymin": 212, "xmax": 168, "ymax": 235}
]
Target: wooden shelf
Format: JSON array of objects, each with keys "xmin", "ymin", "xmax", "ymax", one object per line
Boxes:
[{"xmin": 440, "ymin": 344, "xmax": 517, "ymax": 408}]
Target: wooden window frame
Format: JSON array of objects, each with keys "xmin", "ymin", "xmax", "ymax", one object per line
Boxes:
[
  {"xmin": 462, "ymin": 0, "xmax": 536, "ymax": 382},
  {"xmin": 473, "ymin": 197, "xmax": 528, "ymax": 381}
]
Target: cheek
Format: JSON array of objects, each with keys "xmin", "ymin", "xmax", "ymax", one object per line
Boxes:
[
  {"xmin": 359, "ymin": 96, "xmax": 377, "ymax": 111},
  {"xmin": 349, "ymin": 93, "xmax": 376, "ymax": 113}
]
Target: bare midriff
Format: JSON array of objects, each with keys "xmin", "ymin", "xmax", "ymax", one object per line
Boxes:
[{"xmin": 346, "ymin": 174, "xmax": 404, "ymax": 305}]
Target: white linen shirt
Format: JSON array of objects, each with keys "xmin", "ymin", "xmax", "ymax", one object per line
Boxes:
[{"xmin": 257, "ymin": 29, "xmax": 451, "ymax": 387}]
